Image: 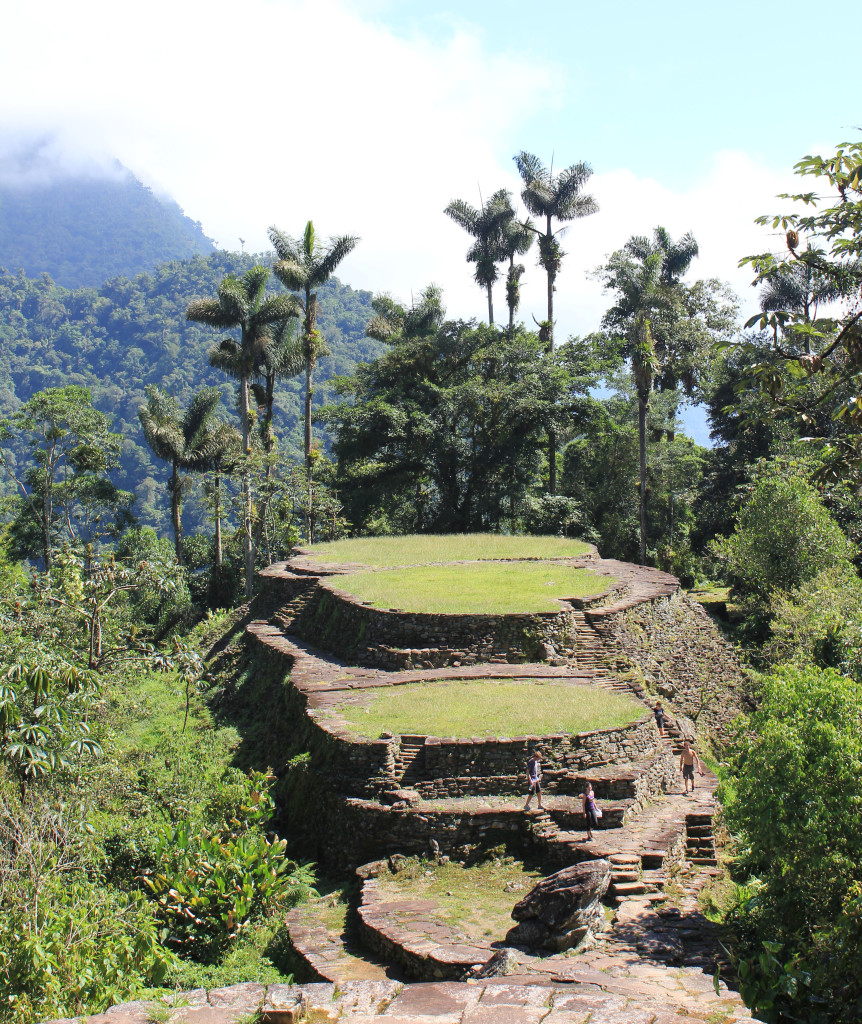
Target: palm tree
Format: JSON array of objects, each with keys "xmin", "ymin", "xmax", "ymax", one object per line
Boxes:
[
  {"xmin": 513, "ymin": 152, "xmax": 598, "ymax": 349},
  {"xmin": 514, "ymin": 153, "xmax": 598, "ymax": 494},
  {"xmin": 444, "ymin": 190, "xmax": 512, "ymax": 325},
  {"xmin": 138, "ymin": 385, "xmax": 224, "ymax": 563},
  {"xmin": 187, "ymin": 265, "xmax": 300, "ymax": 598},
  {"xmin": 500, "ymin": 215, "xmax": 534, "ymax": 329},
  {"xmin": 760, "ymin": 258, "xmax": 843, "ymax": 346},
  {"xmin": 366, "ymin": 284, "xmax": 446, "ymax": 343},
  {"xmin": 201, "ymin": 422, "xmax": 242, "ymax": 568},
  {"xmin": 269, "ymin": 222, "xmax": 359, "ymax": 471},
  {"xmin": 600, "ymin": 227, "xmax": 699, "ymax": 565},
  {"xmin": 253, "ymin": 318, "xmax": 304, "ymax": 457}
]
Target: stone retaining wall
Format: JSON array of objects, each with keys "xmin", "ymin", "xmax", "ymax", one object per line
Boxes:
[
  {"xmin": 294, "ymin": 583, "xmax": 591, "ymax": 666},
  {"xmin": 590, "ymin": 591, "xmax": 750, "ymax": 735}
]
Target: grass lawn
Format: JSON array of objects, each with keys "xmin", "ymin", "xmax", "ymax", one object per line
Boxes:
[
  {"xmin": 303, "ymin": 533, "xmax": 591, "ymax": 567},
  {"xmin": 375, "ymin": 857, "xmax": 543, "ymax": 943},
  {"xmin": 335, "ymin": 678, "xmax": 643, "ymax": 738},
  {"xmin": 332, "ymin": 561, "xmax": 611, "ymax": 614}
]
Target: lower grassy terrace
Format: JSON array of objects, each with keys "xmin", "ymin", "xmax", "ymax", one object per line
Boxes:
[{"xmin": 327, "ymin": 678, "xmax": 642, "ymax": 739}]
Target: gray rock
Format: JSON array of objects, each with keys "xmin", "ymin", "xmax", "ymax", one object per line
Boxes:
[
  {"xmin": 506, "ymin": 859, "xmax": 610, "ymax": 952},
  {"xmin": 472, "ymin": 948, "xmax": 521, "ymax": 978}
]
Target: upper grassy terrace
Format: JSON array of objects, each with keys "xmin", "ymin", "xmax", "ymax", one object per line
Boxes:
[
  {"xmin": 326, "ymin": 561, "xmax": 611, "ymax": 615},
  {"xmin": 301, "ymin": 533, "xmax": 592, "ymax": 568}
]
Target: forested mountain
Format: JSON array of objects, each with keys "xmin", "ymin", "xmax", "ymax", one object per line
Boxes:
[
  {"xmin": 0, "ymin": 254, "xmax": 380, "ymax": 534},
  {"xmin": 0, "ymin": 162, "xmax": 215, "ymax": 288}
]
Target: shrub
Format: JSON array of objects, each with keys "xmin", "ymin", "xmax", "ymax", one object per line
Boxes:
[
  {"xmin": 712, "ymin": 475, "xmax": 855, "ymax": 607},
  {"xmin": 143, "ymin": 770, "xmax": 316, "ymax": 960},
  {"xmin": 721, "ymin": 665, "xmax": 862, "ymax": 1022}
]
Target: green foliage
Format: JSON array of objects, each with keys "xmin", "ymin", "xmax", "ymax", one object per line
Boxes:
[
  {"xmin": 519, "ymin": 493, "xmax": 585, "ymax": 536},
  {"xmin": 737, "ymin": 135, "xmax": 862, "ymax": 487},
  {"xmin": 711, "ymin": 474, "xmax": 855, "ymax": 607},
  {"xmin": 766, "ymin": 566, "xmax": 862, "ymax": 677},
  {"xmin": 721, "ymin": 666, "xmax": 862, "ymax": 1022},
  {"xmin": 324, "ymin": 321, "xmax": 567, "ymax": 532},
  {"xmin": 143, "ymin": 771, "xmax": 316, "ymax": 959},
  {"xmin": 0, "ymin": 385, "xmax": 124, "ymax": 568},
  {"xmin": 0, "ymin": 258, "xmax": 378, "ymax": 537}
]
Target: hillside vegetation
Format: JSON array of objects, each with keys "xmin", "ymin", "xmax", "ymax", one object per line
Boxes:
[
  {"xmin": 0, "ymin": 256, "xmax": 379, "ymax": 533},
  {"xmin": 0, "ymin": 164, "xmax": 214, "ymax": 288}
]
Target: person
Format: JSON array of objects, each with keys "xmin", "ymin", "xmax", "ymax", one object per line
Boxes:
[
  {"xmin": 582, "ymin": 782, "xmax": 600, "ymax": 841},
  {"xmin": 679, "ymin": 740, "xmax": 703, "ymax": 794},
  {"xmin": 654, "ymin": 701, "xmax": 665, "ymax": 737},
  {"xmin": 524, "ymin": 749, "xmax": 543, "ymax": 810}
]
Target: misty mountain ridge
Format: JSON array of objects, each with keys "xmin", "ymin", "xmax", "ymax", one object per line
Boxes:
[{"xmin": 0, "ymin": 139, "xmax": 215, "ymax": 288}]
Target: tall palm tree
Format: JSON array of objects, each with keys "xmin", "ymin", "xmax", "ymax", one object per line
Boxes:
[
  {"xmin": 187, "ymin": 265, "xmax": 300, "ymax": 598},
  {"xmin": 269, "ymin": 222, "xmax": 359, "ymax": 471},
  {"xmin": 514, "ymin": 153, "xmax": 598, "ymax": 494},
  {"xmin": 759, "ymin": 257, "xmax": 843, "ymax": 347},
  {"xmin": 444, "ymin": 190, "xmax": 512, "ymax": 325},
  {"xmin": 138, "ymin": 385, "xmax": 224, "ymax": 563},
  {"xmin": 253, "ymin": 318, "xmax": 304, "ymax": 457},
  {"xmin": 601, "ymin": 227, "xmax": 699, "ymax": 565},
  {"xmin": 500, "ymin": 214, "xmax": 534, "ymax": 329},
  {"xmin": 513, "ymin": 152, "xmax": 599, "ymax": 349}
]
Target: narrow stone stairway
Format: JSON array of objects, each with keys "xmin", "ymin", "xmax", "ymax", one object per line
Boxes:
[
  {"xmin": 396, "ymin": 736, "xmax": 427, "ymax": 786},
  {"xmin": 686, "ymin": 811, "xmax": 718, "ymax": 866}
]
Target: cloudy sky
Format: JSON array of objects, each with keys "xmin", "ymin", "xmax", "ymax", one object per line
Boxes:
[{"xmin": 1, "ymin": 0, "xmax": 858, "ymax": 352}]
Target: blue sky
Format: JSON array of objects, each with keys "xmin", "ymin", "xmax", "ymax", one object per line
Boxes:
[{"xmin": 0, "ymin": 0, "xmax": 858, "ymax": 449}]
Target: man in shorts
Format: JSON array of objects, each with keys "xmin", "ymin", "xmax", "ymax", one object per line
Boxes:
[
  {"xmin": 524, "ymin": 750, "xmax": 544, "ymax": 810},
  {"xmin": 679, "ymin": 740, "xmax": 703, "ymax": 794}
]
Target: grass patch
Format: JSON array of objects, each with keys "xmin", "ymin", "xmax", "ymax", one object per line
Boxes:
[
  {"xmin": 375, "ymin": 857, "xmax": 542, "ymax": 943},
  {"xmin": 334, "ymin": 679, "xmax": 643, "ymax": 738},
  {"xmin": 304, "ymin": 533, "xmax": 591, "ymax": 567},
  {"xmin": 333, "ymin": 561, "xmax": 611, "ymax": 614}
]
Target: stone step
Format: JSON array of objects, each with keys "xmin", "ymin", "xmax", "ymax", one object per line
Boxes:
[
  {"xmin": 609, "ymin": 880, "xmax": 647, "ymax": 896},
  {"xmin": 690, "ymin": 856, "xmax": 718, "ymax": 866},
  {"xmin": 610, "ymin": 870, "xmax": 640, "ymax": 883},
  {"xmin": 608, "ymin": 853, "xmax": 641, "ymax": 865}
]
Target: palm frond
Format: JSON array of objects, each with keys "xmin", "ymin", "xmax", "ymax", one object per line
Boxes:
[
  {"xmin": 268, "ymin": 225, "xmax": 301, "ymax": 262},
  {"xmin": 445, "ymin": 199, "xmax": 480, "ymax": 234},
  {"xmin": 315, "ymin": 234, "xmax": 360, "ymax": 283},
  {"xmin": 183, "ymin": 387, "xmax": 223, "ymax": 448},
  {"xmin": 273, "ymin": 258, "xmax": 307, "ymax": 292},
  {"xmin": 186, "ymin": 299, "xmax": 237, "ymax": 328}
]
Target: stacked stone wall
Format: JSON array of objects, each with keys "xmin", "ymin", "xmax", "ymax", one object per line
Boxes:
[
  {"xmin": 294, "ymin": 584, "xmax": 588, "ymax": 666},
  {"xmin": 589, "ymin": 591, "xmax": 750, "ymax": 734}
]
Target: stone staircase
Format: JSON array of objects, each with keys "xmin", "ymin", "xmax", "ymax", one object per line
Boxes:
[
  {"xmin": 686, "ymin": 811, "xmax": 718, "ymax": 866},
  {"xmin": 395, "ymin": 736, "xmax": 427, "ymax": 786}
]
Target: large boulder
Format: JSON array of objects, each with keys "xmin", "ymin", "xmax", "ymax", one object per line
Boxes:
[{"xmin": 505, "ymin": 859, "xmax": 610, "ymax": 952}]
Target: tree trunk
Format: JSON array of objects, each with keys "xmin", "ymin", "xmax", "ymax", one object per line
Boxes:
[
  {"xmin": 214, "ymin": 471, "xmax": 222, "ymax": 567},
  {"xmin": 546, "ymin": 214, "xmax": 557, "ymax": 495},
  {"xmin": 239, "ymin": 373, "xmax": 254, "ymax": 601},
  {"xmin": 546, "ymin": 214, "xmax": 554, "ymax": 350},
  {"xmin": 304, "ymin": 359, "xmax": 314, "ymax": 471},
  {"xmin": 171, "ymin": 461, "xmax": 182, "ymax": 564},
  {"xmin": 508, "ymin": 257, "xmax": 515, "ymax": 330},
  {"xmin": 486, "ymin": 284, "xmax": 494, "ymax": 326},
  {"xmin": 43, "ymin": 465, "xmax": 53, "ymax": 572},
  {"xmin": 638, "ymin": 392, "xmax": 648, "ymax": 566}
]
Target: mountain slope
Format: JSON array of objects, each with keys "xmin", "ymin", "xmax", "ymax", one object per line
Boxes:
[
  {"xmin": 0, "ymin": 165, "xmax": 215, "ymax": 288},
  {"xmin": 0, "ymin": 253, "xmax": 380, "ymax": 535}
]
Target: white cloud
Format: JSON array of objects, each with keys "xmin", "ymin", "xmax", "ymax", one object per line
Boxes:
[{"xmin": 1, "ymin": 0, "xmax": 798, "ymax": 338}]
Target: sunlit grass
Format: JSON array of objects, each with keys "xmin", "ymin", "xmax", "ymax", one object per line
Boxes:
[
  {"xmin": 332, "ymin": 561, "xmax": 611, "ymax": 614},
  {"xmin": 374, "ymin": 857, "xmax": 543, "ymax": 942},
  {"xmin": 335, "ymin": 679, "xmax": 642, "ymax": 738},
  {"xmin": 302, "ymin": 533, "xmax": 591, "ymax": 567}
]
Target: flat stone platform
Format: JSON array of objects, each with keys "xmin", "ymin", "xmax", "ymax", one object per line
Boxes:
[{"xmin": 50, "ymin": 972, "xmax": 750, "ymax": 1023}]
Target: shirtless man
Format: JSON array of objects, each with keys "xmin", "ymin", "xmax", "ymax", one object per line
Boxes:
[{"xmin": 679, "ymin": 740, "xmax": 703, "ymax": 794}]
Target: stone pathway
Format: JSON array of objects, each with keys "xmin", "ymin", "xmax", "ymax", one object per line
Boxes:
[{"xmin": 53, "ymin": 975, "xmax": 749, "ymax": 1023}]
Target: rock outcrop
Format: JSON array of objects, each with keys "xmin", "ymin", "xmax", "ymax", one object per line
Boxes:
[{"xmin": 506, "ymin": 859, "xmax": 611, "ymax": 951}]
